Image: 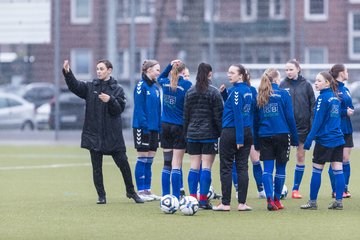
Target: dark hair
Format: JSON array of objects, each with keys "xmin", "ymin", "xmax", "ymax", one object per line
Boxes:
[
  {"xmin": 195, "ymin": 62, "xmax": 212, "ymax": 92},
  {"xmin": 319, "ymin": 71, "xmax": 338, "ymax": 93},
  {"xmin": 97, "ymin": 59, "xmax": 113, "ymax": 69},
  {"xmin": 141, "ymin": 59, "xmax": 159, "ymax": 73},
  {"xmin": 231, "ymin": 64, "xmax": 249, "ymax": 85},
  {"xmin": 286, "ymin": 59, "xmax": 301, "ymax": 73},
  {"xmin": 329, "ymin": 64, "xmax": 345, "ymax": 80}
]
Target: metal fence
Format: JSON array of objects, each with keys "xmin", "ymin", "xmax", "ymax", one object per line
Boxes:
[{"xmin": 1, "ymin": 0, "xmax": 360, "ymax": 134}]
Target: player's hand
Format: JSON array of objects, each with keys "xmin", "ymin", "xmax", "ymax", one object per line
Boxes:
[
  {"xmin": 99, "ymin": 93, "xmax": 110, "ymax": 102},
  {"xmin": 347, "ymin": 107, "xmax": 354, "ymax": 117},
  {"xmin": 63, "ymin": 60, "xmax": 70, "ymax": 73}
]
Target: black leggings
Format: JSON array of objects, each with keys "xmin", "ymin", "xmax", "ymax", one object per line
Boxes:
[
  {"xmin": 90, "ymin": 150, "xmax": 135, "ymax": 198},
  {"xmin": 219, "ymin": 127, "xmax": 252, "ymax": 205}
]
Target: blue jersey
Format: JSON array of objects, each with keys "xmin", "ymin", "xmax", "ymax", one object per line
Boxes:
[
  {"xmin": 249, "ymin": 85, "xmax": 257, "ymax": 128},
  {"xmin": 304, "ymin": 88, "xmax": 345, "ymax": 149},
  {"xmin": 222, "ymin": 82, "xmax": 252, "ymax": 144},
  {"xmin": 254, "ymin": 83, "xmax": 298, "ymax": 146},
  {"xmin": 337, "ymin": 81, "xmax": 353, "ymax": 134},
  {"xmin": 158, "ymin": 64, "xmax": 192, "ymax": 126},
  {"xmin": 132, "ymin": 75, "xmax": 161, "ymax": 133}
]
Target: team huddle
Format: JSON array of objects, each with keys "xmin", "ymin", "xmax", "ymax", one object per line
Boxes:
[{"xmin": 62, "ymin": 58, "xmax": 354, "ymax": 211}]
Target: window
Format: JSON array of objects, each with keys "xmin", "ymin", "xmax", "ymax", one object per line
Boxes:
[
  {"xmin": 71, "ymin": 0, "xmax": 92, "ymax": 24},
  {"xmin": 204, "ymin": 0, "xmax": 220, "ymax": 22},
  {"xmin": 305, "ymin": 47, "xmax": 327, "ymax": 77},
  {"xmin": 118, "ymin": 0, "xmax": 154, "ymax": 23},
  {"xmin": 304, "ymin": 0, "xmax": 328, "ymax": 21},
  {"xmin": 270, "ymin": 0, "xmax": 285, "ymax": 19},
  {"xmin": 118, "ymin": 48, "xmax": 148, "ymax": 78},
  {"xmin": 305, "ymin": 47, "xmax": 327, "ymax": 63},
  {"xmin": 349, "ymin": 12, "xmax": 360, "ymax": 59},
  {"xmin": 241, "ymin": 0, "xmax": 257, "ymax": 21},
  {"xmin": 70, "ymin": 49, "xmax": 92, "ymax": 79}
]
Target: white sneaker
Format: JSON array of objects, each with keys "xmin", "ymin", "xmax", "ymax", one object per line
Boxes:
[
  {"xmin": 144, "ymin": 190, "xmax": 161, "ymax": 201},
  {"xmin": 138, "ymin": 191, "xmax": 154, "ymax": 202},
  {"xmin": 258, "ymin": 190, "xmax": 266, "ymax": 199}
]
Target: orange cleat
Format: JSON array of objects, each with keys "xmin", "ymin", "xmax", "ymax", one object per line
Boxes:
[
  {"xmin": 292, "ymin": 190, "xmax": 302, "ymax": 199},
  {"xmin": 343, "ymin": 191, "xmax": 351, "ymax": 198}
]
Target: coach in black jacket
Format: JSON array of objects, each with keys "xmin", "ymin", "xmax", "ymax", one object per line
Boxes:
[{"xmin": 62, "ymin": 59, "xmax": 143, "ymax": 204}]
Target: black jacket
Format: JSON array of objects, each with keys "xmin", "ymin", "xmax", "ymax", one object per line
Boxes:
[
  {"xmin": 279, "ymin": 75, "xmax": 316, "ymax": 137},
  {"xmin": 184, "ymin": 84, "xmax": 223, "ymax": 140},
  {"xmin": 63, "ymin": 69, "xmax": 126, "ymax": 154}
]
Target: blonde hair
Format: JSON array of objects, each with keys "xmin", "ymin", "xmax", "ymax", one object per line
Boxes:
[
  {"xmin": 141, "ymin": 59, "xmax": 159, "ymax": 74},
  {"xmin": 170, "ymin": 62, "xmax": 186, "ymax": 91},
  {"xmin": 257, "ymin": 68, "xmax": 280, "ymax": 108}
]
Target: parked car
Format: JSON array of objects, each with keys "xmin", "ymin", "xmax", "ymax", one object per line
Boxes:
[
  {"xmin": 49, "ymin": 90, "xmax": 85, "ymax": 130},
  {"xmin": 6, "ymin": 82, "xmax": 55, "ymax": 109},
  {"xmin": 43, "ymin": 87, "xmax": 132, "ymax": 130},
  {"xmin": 0, "ymin": 92, "xmax": 35, "ymax": 130}
]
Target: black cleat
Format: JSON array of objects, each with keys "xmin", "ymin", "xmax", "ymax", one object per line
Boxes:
[
  {"xmin": 97, "ymin": 197, "xmax": 106, "ymax": 204},
  {"xmin": 127, "ymin": 192, "xmax": 145, "ymax": 204},
  {"xmin": 199, "ymin": 201, "xmax": 213, "ymax": 210}
]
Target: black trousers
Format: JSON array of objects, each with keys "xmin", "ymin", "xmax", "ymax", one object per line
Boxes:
[
  {"xmin": 219, "ymin": 127, "xmax": 252, "ymax": 205},
  {"xmin": 90, "ymin": 150, "xmax": 135, "ymax": 198}
]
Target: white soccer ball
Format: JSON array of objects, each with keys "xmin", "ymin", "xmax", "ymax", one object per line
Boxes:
[
  {"xmin": 280, "ymin": 184, "xmax": 288, "ymax": 199},
  {"xmin": 197, "ymin": 185, "xmax": 216, "ymax": 200},
  {"xmin": 160, "ymin": 194, "xmax": 179, "ymax": 214},
  {"xmin": 179, "ymin": 196, "xmax": 199, "ymax": 216}
]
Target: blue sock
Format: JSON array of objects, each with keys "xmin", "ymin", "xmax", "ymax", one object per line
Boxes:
[
  {"xmin": 199, "ymin": 168, "xmax": 211, "ymax": 205},
  {"xmin": 274, "ymin": 162, "xmax": 286, "ymax": 200},
  {"xmin": 188, "ymin": 168, "xmax": 199, "ymax": 197},
  {"xmin": 343, "ymin": 162, "xmax": 350, "ymax": 192},
  {"xmin": 334, "ymin": 169, "xmax": 345, "ymax": 201},
  {"xmin": 310, "ymin": 166, "xmax": 323, "ymax": 201},
  {"xmin": 171, "ymin": 169, "xmax": 181, "ymax": 199},
  {"xmin": 253, "ymin": 161, "xmax": 264, "ymax": 192},
  {"xmin": 328, "ymin": 165, "xmax": 335, "ymax": 193},
  {"xmin": 135, "ymin": 157, "xmax": 147, "ymax": 191},
  {"xmin": 198, "ymin": 162, "xmax": 202, "ymax": 184},
  {"xmin": 161, "ymin": 151, "xmax": 172, "ymax": 196},
  {"xmin": 293, "ymin": 164, "xmax": 305, "ymax": 191},
  {"xmin": 180, "ymin": 168, "xmax": 184, "ymax": 191},
  {"xmin": 144, "ymin": 157, "xmax": 153, "ymax": 190},
  {"xmin": 161, "ymin": 169, "xmax": 171, "ymax": 196},
  {"xmin": 232, "ymin": 160, "xmax": 238, "ymax": 191},
  {"xmin": 262, "ymin": 160, "xmax": 275, "ymax": 200}
]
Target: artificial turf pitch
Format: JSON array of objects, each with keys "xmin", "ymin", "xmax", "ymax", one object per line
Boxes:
[{"xmin": 0, "ymin": 145, "xmax": 359, "ymax": 240}]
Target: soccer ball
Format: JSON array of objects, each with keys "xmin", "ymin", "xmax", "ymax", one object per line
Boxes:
[
  {"xmin": 280, "ymin": 184, "xmax": 288, "ymax": 199},
  {"xmin": 179, "ymin": 196, "xmax": 199, "ymax": 216},
  {"xmin": 197, "ymin": 185, "xmax": 215, "ymax": 200},
  {"xmin": 160, "ymin": 194, "xmax": 179, "ymax": 214}
]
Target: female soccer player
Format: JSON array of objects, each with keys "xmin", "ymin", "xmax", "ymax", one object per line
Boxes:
[
  {"xmin": 280, "ymin": 59, "xmax": 315, "ymax": 199},
  {"xmin": 254, "ymin": 68, "xmax": 298, "ymax": 211},
  {"xmin": 301, "ymin": 71, "xmax": 345, "ymax": 210},
  {"xmin": 184, "ymin": 63, "xmax": 223, "ymax": 209},
  {"xmin": 220, "ymin": 69, "xmax": 265, "ymax": 199},
  {"xmin": 132, "ymin": 60, "xmax": 161, "ymax": 201},
  {"xmin": 158, "ymin": 60, "xmax": 192, "ymax": 199},
  {"xmin": 328, "ymin": 64, "xmax": 354, "ymax": 198},
  {"xmin": 213, "ymin": 64, "xmax": 253, "ymax": 211}
]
